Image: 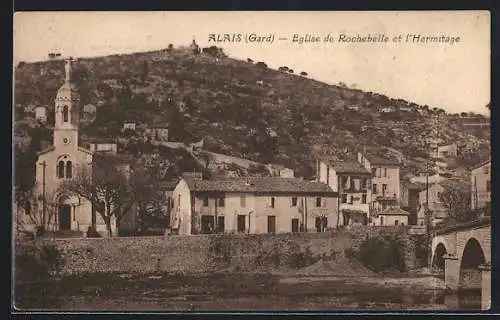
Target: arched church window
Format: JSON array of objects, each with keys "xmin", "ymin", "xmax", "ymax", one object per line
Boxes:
[
  {"xmin": 57, "ymin": 161, "xmax": 65, "ymax": 178},
  {"xmin": 62, "ymin": 105, "xmax": 69, "ymax": 122},
  {"xmin": 66, "ymin": 161, "xmax": 73, "ymax": 178}
]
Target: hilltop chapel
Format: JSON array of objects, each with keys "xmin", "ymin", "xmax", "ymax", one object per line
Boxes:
[{"xmin": 28, "ymin": 58, "xmax": 120, "ymax": 236}]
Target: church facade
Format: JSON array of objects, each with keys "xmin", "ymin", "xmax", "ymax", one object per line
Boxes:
[{"xmin": 23, "ymin": 58, "xmax": 117, "ymax": 236}]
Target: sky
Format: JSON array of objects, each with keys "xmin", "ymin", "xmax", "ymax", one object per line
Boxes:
[{"xmin": 14, "ymin": 11, "xmax": 490, "ymax": 115}]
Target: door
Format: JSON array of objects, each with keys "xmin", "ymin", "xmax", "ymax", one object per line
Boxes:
[
  {"xmin": 237, "ymin": 215, "xmax": 246, "ymax": 233},
  {"xmin": 315, "ymin": 217, "xmax": 322, "ymax": 232},
  {"xmin": 217, "ymin": 216, "xmax": 225, "ymax": 233},
  {"xmin": 201, "ymin": 215, "xmax": 215, "ymax": 234},
  {"xmin": 59, "ymin": 204, "xmax": 71, "ymax": 230},
  {"xmin": 267, "ymin": 216, "xmax": 276, "ymax": 233},
  {"xmin": 291, "ymin": 218, "xmax": 299, "ymax": 233}
]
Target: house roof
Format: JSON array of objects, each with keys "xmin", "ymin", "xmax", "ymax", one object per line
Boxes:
[
  {"xmin": 401, "ymin": 180, "xmax": 427, "ymax": 190},
  {"xmin": 469, "ymin": 159, "xmax": 491, "ymax": 171},
  {"xmin": 93, "ymin": 152, "xmax": 135, "ymax": 164},
  {"xmin": 379, "ymin": 207, "xmax": 410, "ymax": 216},
  {"xmin": 330, "ymin": 161, "xmax": 370, "ymax": 175},
  {"xmin": 81, "ymin": 137, "xmax": 117, "ymax": 144},
  {"xmin": 184, "ymin": 177, "xmax": 336, "ymax": 194},
  {"xmin": 362, "ymin": 153, "xmax": 400, "ymax": 166},
  {"xmin": 158, "ymin": 180, "xmax": 178, "ymax": 191},
  {"xmin": 36, "ymin": 146, "xmax": 55, "ymax": 156},
  {"xmin": 438, "ymin": 179, "xmax": 470, "ymax": 193}
]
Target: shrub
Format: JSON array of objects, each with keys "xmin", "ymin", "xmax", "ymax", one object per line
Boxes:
[
  {"xmin": 357, "ymin": 235, "xmax": 406, "ymax": 273},
  {"xmin": 15, "ymin": 243, "xmax": 64, "ymax": 282},
  {"xmin": 285, "ymin": 247, "xmax": 316, "ymax": 269}
]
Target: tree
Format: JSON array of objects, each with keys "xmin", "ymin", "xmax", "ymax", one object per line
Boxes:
[
  {"xmin": 59, "ymin": 156, "xmax": 135, "ymax": 237},
  {"xmin": 438, "ymin": 186, "xmax": 474, "ymax": 223},
  {"xmin": 130, "ymin": 155, "xmax": 170, "ymax": 233},
  {"xmin": 167, "ymin": 44, "xmax": 174, "ymax": 52},
  {"xmin": 167, "ymin": 102, "xmax": 186, "ymax": 141}
]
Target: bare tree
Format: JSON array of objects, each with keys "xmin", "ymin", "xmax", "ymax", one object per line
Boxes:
[{"xmin": 59, "ymin": 157, "xmax": 134, "ymax": 237}]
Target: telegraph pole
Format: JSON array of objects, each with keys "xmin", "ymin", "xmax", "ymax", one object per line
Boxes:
[{"xmin": 40, "ymin": 161, "xmax": 47, "ymax": 227}]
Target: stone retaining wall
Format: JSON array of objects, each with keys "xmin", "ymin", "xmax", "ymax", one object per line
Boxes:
[{"xmin": 44, "ymin": 227, "xmax": 425, "ymax": 275}]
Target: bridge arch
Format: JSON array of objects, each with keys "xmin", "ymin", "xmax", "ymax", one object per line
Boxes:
[
  {"xmin": 459, "ymin": 237, "xmax": 486, "ymax": 290},
  {"xmin": 431, "ymin": 243, "xmax": 448, "ymax": 273},
  {"xmin": 431, "ymin": 236, "xmax": 451, "ymax": 268}
]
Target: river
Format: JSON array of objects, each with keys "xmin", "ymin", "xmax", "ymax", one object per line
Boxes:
[{"xmin": 14, "ymin": 272, "xmax": 482, "ymax": 311}]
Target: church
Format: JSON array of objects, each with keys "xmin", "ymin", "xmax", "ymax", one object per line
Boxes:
[{"xmin": 26, "ymin": 58, "xmax": 121, "ymax": 236}]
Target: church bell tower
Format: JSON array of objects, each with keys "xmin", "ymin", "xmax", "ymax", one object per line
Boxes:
[{"xmin": 53, "ymin": 57, "xmax": 80, "ymax": 149}]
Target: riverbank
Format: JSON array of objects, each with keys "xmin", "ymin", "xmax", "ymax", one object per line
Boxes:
[{"xmin": 14, "ymin": 270, "xmax": 458, "ymax": 311}]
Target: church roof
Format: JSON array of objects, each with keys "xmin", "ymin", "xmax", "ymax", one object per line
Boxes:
[{"xmin": 36, "ymin": 146, "xmax": 55, "ymax": 156}]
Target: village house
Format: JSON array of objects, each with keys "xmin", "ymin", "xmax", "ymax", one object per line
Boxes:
[
  {"xmin": 470, "ymin": 159, "xmax": 491, "ymax": 211},
  {"xmin": 144, "ymin": 125, "xmax": 169, "ymax": 141},
  {"xmin": 171, "ymin": 173, "xmax": 339, "ymax": 235},
  {"xmin": 316, "ymin": 159, "xmax": 371, "ymax": 225},
  {"xmin": 122, "ymin": 121, "xmax": 137, "ymax": 132},
  {"xmin": 266, "ymin": 164, "xmax": 295, "ymax": 178},
  {"xmin": 372, "ymin": 207, "xmax": 410, "ymax": 226},
  {"xmin": 81, "ymin": 138, "xmax": 118, "ymax": 154},
  {"xmin": 34, "ymin": 105, "xmax": 48, "ymax": 123},
  {"xmin": 400, "ymin": 180, "xmax": 426, "ymax": 225},
  {"xmin": 436, "ymin": 142, "xmax": 458, "ymax": 159},
  {"xmin": 357, "ymin": 152, "xmax": 401, "ymax": 214},
  {"xmin": 21, "ymin": 58, "xmax": 136, "ymax": 237},
  {"xmin": 379, "ymin": 106, "xmax": 395, "ymax": 113},
  {"xmin": 416, "ymin": 179, "xmax": 470, "ymax": 227}
]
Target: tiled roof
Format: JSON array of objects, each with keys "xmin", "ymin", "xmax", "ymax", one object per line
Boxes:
[
  {"xmin": 363, "ymin": 153, "xmax": 400, "ymax": 166},
  {"xmin": 93, "ymin": 152, "xmax": 135, "ymax": 164},
  {"xmin": 158, "ymin": 181, "xmax": 178, "ymax": 191},
  {"xmin": 379, "ymin": 207, "xmax": 410, "ymax": 216},
  {"xmin": 185, "ymin": 177, "xmax": 336, "ymax": 194},
  {"xmin": 401, "ymin": 180, "xmax": 427, "ymax": 190},
  {"xmin": 331, "ymin": 161, "xmax": 370, "ymax": 174},
  {"xmin": 439, "ymin": 179, "xmax": 470, "ymax": 193},
  {"xmin": 469, "ymin": 159, "xmax": 491, "ymax": 171},
  {"xmin": 36, "ymin": 146, "xmax": 55, "ymax": 156}
]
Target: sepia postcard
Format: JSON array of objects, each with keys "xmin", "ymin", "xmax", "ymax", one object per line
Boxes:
[{"xmin": 12, "ymin": 11, "xmax": 491, "ymax": 313}]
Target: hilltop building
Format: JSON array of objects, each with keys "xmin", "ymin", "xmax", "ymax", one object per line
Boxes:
[{"xmin": 470, "ymin": 159, "xmax": 491, "ymax": 212}]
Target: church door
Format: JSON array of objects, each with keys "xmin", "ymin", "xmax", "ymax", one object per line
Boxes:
[{"xmin": 59, "ymin": 204, "xmax": 71, "ymax": 230}]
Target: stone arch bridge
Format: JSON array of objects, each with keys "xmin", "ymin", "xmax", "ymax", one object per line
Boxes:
[{"xmin": 430, "ymin": 217, "xmax": 491, "ymax": 310}]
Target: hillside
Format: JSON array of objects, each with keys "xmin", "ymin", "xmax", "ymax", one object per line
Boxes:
[{"xmin": 13, "ymin": 45, "xmax": 490, "ymax": 180}]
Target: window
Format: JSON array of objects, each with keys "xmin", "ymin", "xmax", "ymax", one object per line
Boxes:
[
  {"xmin": 170, "ymin": 197, "xmax": 174, "ymax": 209},
  {"xmin": 380, "ymin": 216, "xmax": 384, "ymax": 225},
  {"xmin": 348, "ymin": 196, "xmax": 353, "ymax": 205},
  {"xmin": 483, "ymin": 166, "xmax": 489, "ymax": 175},
  {"xmin": 267, "ymin": 216, "xmax": 276, "ymax": 233},
  {"xmin": 291, "ymin": 218, "xmax": 299, "ymax": 233},
  {"xmin": 486, "ymin": 180, "xmax": 491, "ymax": 192},
  {"xmin": 57, "ymin": 161, "xmax": 65, "ymax": 178},
  {"xmin": 178, "ymin": 194, "xmax": 181, "ymax": 207},
  {"xmin": 362, "ymin": 194, "xmax": 367, "ymax": 204},
  {"xmin": 316, "ymin": 197, "xmax": 322, "ymax": 207},
  {"xmin": 341, "ymin": 194, "xmax": 347, "ymax": 203},
  {"xmin": 361, "ymin": 178, "xmax": 367, "ymax": 190},
  {"xmin": 371, "ymin": 168, "xmax": 377, "ymax": 176},
  {"xmin": 270, "ymin": 197, "xmax": 275, "ymax": 208},
  {"xmin": 342, "ymin": 176, "xmax": 349, "ymax": 189},
  {"xmin": 62, "ymin": 105, "xmax": 69, "ymax": 122},
  {"xmin": 395, "ymin": 220, "xmax": 399, "ymax": 226},
  {"xmin": 203, "ymin": 196, "xmax": 209, "ymax": 207},
  {"xmin": 237, "ymin": 215, "xmax": 246, "ymax": 232},
  {"xmin": 291, "ymin": 197, "xmax": 298, "ymax": 207},
  {"xmin": 350, "ymin": 179, "xmax": 355, "ymax": 191},
  {"xmin": 66, "ymin": 161, "xmax": 72, "ymax": 178},
  {"xmin": 372, "ymin": 184, "xmax": 378, "ymax": 194},
  {"xmin": 240, "ymin": 194, "xmax": 246, "ymax": 207},
  {"xmin": 383, "ymin": 168, "xmax": 387, "ymax": 177},
  {"xmin": 218, "ymin": 197, "xmax": 225, "ymax": 207},
  {"xmin": 382, "ymin": 184, "xmax": 387, "ymax": 196}
]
